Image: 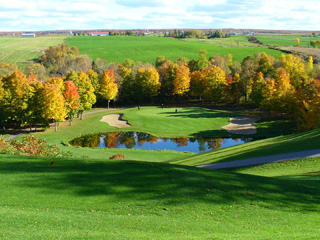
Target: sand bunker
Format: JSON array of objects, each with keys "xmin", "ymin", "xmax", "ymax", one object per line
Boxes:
[
  {"xmin": 100, "ymin": 114, "xmax": 131, "ymax": 128},
  {"xmin": 222, "ymin": 117, "xmax": 258, "ymax": 135}
]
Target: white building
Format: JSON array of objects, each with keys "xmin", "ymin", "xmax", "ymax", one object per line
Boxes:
[{"xmin": 21, "ymin": 33, "xmax": 36, "ymax": 37}]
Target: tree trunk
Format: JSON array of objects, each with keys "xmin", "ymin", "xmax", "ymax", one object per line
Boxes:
[
  {"xmin": 30, "ymin": 123, "xmax": 32, "ymax": 132},
  {"xmin": 80, "ymin": 112, "xmax": 83, "ymax": 120},
  {"xmin": 55, "ymin": 122, "xmax": 58, "ymax": 132},
  {"xmin": 70, "ymin": 118, "xmax": 72, "ymax": 126},
  {"xmin": 108, "ymin": 100, "xmax": 110, "ymax": 109}
]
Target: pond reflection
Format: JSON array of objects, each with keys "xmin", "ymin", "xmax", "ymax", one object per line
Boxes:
[{"xmin": 70, "ymin": 132, "xmax": 253, "ymax": 153}]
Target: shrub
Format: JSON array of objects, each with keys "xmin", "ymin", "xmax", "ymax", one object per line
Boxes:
[
  {"xmin": 109, "ymin": 153, "xmax": 125, "ymax": 160},
  {"xmin": 0, "ymin": 135, "xmax": 62, "ymax": 157}
]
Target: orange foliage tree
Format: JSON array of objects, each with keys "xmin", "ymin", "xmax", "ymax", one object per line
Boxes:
[
  {"xmin": 63, "ymin": 81, "xmax": 80, "ymax": 125},
  {"xmin": 65, "ymin": 71, "xmax": 96, "ymax": 119}
]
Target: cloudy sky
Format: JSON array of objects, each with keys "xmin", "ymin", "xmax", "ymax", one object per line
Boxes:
[{"xmin": 0, "ymin": 0, "xmax": 319, "ymax": 31}]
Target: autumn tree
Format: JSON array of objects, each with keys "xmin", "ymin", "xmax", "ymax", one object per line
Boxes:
[
  {"xmin": 280, "ymin": 54, "xmax": 306, "ymax": 89},
  {"xmin": 41, "ymin": 82, "xmax": 66, "ymax": 132},
  {"xmin": 26, "ymin": 62, "xmax": 47, "ymax": 81},
  {"xmin": 48, "ymin": 77, "xmax": 64, "ymax": 91},
  {"xmin": 135, "ymin": 66, "xmax": 161, "ymax": 102},
  {"xmin": 296, "ymin": 38, "xmax": 300, "ymax": 47},
  {"xmin": 295, "ymin": 78, "xmax": 320, "ymax": 130},
  {"xmin": 241, "ymin": 56, "xmax": 257, "ymax": 102},
  {"xmin": 158, "ymin": 59, "xmax": 175, "ymax": 101},
  {"xmin": 225, "ymin": 73, "xmax": 242, "ymax": 104},
  {"xmin": 87, "ymin": 69, "xmax": 100, "ymax": 95},
  {"xmin": 0, "ymin": 72, "xmax": 34, "ymax": 127},
  {"xmin": 190, "ymin": 70, "xmax": 205, "ymax": 100},
  {"xmin": 0, "ymin": 63, "xmax": 19, "ymax": 77},
  {"xmin": 63, "ymin": 81, "xmax": 80, "ymax": 125},
  {"xmin": 173, "ymin": 64, "xmax": 191, "ymax": 96},
  {"xmin": 40, "ymin": 44, "xmax": 92, "ymax": 76},
  {"xmin": 255, "ymin": 52, "xmax": 275, "ymax": 78},
  {"xmin": 250, "ymin": 72, "xmax": 266, "ymax": 106},
  {"xmin": 201, "ymin": 65, "xmax": 227, "ymax": 102},
  {"xmin": 65, "ymin": 71, "xmax": 96, "ymax": 119},
  {"xmin": 99, "ymin": 69, "xmax": 118, "ymax": 109}
]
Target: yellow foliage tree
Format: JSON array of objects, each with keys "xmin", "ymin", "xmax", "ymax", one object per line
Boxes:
[
  {"xmin": 41, "ymin": 83, "xmax": 66, "ymax": 132},
  {"xmin": 280, "ymin": 54, "xmax": 306, "ymax": 89},
  {"xmin": 173, "ymin": 64, "xmax": 191, "ymax": 96},
  {"xmin": 100, "ymin": 70, "xmax": 119, "ymax": 109},
  {"xmin": 66, "ymin": 71, "xmax": 96, "ymax": 119},
  {"xmin": 201, "ymin": 65, "xmax": 227, "ymax": 102},
  {"xmin": 135, "ymin": 67, "xmax": 161, "ymax": 101}
]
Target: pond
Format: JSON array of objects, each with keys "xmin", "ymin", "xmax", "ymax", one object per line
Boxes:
[{"xmin": 70, "ymin": 132, "xmax": 254, "ymax": 153}]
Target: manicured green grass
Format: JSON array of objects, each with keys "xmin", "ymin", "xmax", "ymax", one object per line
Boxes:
[
  {"xmin": 170, "ymin": 128, "xmax": 320, "ymax": 166},
  {"xmin": 18, "ymin": 107, "xmax": 295, "ymax": 161},
  {"xmin": 0, "ymin": 36, "xmax": 65, "ymax": 71},
  {"xmin": 0, "ymin": 154, "xmax": 319, "ymax": 239},
  {"xmin": 65, "ymin": 36, "xmax": 283, "ymax": 64},
  {"xmin": 234, "ymin": 157, "xmax": 320, "ymax": 177}
]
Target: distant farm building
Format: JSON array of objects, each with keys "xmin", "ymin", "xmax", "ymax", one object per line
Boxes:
[
  {"xmin": 317, "ymin": 34, "xmax": 320, "ymax": 38},
  {"xmin": 135, "ymin": 32, "xmax": 149, "ymax": 36},
  {"xmin": 21, "ymin": 33, "xmax": 35, "ymax": 37},
  {"xmin": 88, "ymin": 32, "xmax": 109, "ymax": 36}
]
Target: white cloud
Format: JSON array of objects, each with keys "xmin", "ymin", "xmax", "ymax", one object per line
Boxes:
[{"xmin": 0, "ymin": 0, "xmax": 319, "ymax": 31}]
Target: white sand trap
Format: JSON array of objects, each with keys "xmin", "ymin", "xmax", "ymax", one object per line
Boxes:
[
  {"xmin": 222, "ymin": 116, "xmax": 258, "ymax": 135},
  {"xmin": 100, "ymin": 114, "xmax": 131, "ymax": 128}
]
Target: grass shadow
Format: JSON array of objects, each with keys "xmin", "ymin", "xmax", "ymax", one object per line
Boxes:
[{"xmin": 0, "ymin": 155, "xmax": 319, "ymax": 213}]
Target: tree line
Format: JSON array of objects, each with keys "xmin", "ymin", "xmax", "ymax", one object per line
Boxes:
[{"xmin": 1, "ymin": 44, "xmax": 320, "ymax": 131}]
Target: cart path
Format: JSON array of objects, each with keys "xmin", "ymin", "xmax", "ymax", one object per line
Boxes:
[{"xmin": 197, "ymin": 148, "xmax": 320, "ymax": 170}]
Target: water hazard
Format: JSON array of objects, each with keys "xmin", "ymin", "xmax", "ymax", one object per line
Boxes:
[{"xmin": 70, "ymin": 132, "xmax": 253, "ymax": 153}]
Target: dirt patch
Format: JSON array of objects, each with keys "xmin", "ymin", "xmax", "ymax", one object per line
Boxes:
[
  {"xmin": 100, "ymin": 114, "xmax": 131, "ymax": 128},
  {"xmin": 222, "ymin": 117, "xmax": 258, "ymax": 135},
  {"xmin": 280, "ymin": 46, "xmax": 320, "ymax": 62}
]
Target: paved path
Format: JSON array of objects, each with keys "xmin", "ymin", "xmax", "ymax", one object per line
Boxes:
[
  {"xmin": 6, "ymin": 133, "xmax": 23, "ymax": 141},
  {"xmin": 197, "ymin": 149, "xmax": 320, "ymax": 170}
]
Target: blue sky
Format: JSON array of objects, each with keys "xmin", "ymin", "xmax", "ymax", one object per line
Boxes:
[{"xmin": 0, "ymin": 0, "xmax": 319, "ymax": 31}]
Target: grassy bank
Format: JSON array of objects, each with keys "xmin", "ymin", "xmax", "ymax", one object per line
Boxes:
[
  {"xmin": 170, "ymin": 128, "xmax": 320, "ymax": 166},
  {"xmin": 0, "ymin": 154, "xmax": 319, "ymax": 239}
]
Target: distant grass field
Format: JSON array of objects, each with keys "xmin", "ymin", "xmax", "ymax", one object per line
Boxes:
[
  {"xmin": 0, "ymin": 154, "xmax": 319, "ymax": 239},
  {"xmin": 65, "ymin": 36, "xmax": 284, "ymax": 64},
  {"xmin": 0, "ymin": 36, "xmax": 65, "ymax": 70},
  {"xmin": 256, "ymin": 35, "xmax": 319, "ymax": 47}
]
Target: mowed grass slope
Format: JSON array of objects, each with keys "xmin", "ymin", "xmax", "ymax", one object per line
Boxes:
[
  {"xmin": 170, "ymin": 128, "xmax": 320, "ymax": 166},
  {"xmin": 0, "ymin": 36, "xmax": 65, "ymax": 70},
  {"xmin": 65, "ymin": 36, "xmax": 283, "ymax": 63},
  {"xmin": 0, "ymin": 154, "xmax": 319, "ymax": 239}
]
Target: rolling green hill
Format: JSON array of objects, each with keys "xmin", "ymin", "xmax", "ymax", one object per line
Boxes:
[
  {"xmin": 0, "ymin": 154, "xmax": 319, "ymax": 239},
  {"xmin": 0, "ymin": 36, "xmax": 65, "ymax": 71},
  {"xmin": 65, "ymin": 36, "xmax": 284, "ymax": 64}
]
